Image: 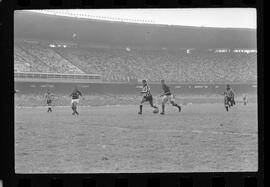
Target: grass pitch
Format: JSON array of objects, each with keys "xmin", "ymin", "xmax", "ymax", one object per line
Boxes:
[{"xmin": 15, "ymin": 103, "xmax": 257, "ymax": 173}]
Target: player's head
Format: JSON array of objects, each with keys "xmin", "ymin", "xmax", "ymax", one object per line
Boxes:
[
  {"xmin": 142, "ymin": 80, "xmax": 147, "ymax": 86},
  {"xmin": 226, "ymin": 84, "xmax": 230, "ymax": 90},
  {"xmin": 161, "ymin": 79, "xmax": 165, "ymax": 85}
]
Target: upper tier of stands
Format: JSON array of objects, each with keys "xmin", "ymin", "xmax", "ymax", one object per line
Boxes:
[{"xmin": 14, "ymin": 42, "xmax": 257, "ymax": 83}]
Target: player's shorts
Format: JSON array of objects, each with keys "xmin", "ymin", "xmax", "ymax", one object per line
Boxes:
[
  {"xmin": 46, "ymin": 99, "xmax": 52, "ymax": 105},
  {"xmin": 142, "ymin": 95, "xmax": 153, "ymax": 103},
  {"xmin": 71, "ymin": 99, "xmax": 80, "ymax": 105},
  {"xmin": 162, "ymin": 94, "xmax": 175, "ymax": 103}
]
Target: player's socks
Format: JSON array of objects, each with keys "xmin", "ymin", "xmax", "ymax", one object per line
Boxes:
[
  {"xmin": 138, "ymin": 105, "xmax": 142, "ymax": 114},
  {"xmin": 172, "ymin": 102, "xmax": 180, "ymax": 108},
  {"xmin": 173, "ymin": 104, "xmax": 181, "ymax": 112},
  {"xmin": 161, "ymin": 104, "xmax": 165, "ymax": 114}
]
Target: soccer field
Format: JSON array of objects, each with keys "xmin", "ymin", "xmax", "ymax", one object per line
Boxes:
[{"xmin": 15, "ymin": 103, "xmax": 258, "ymax": 173}]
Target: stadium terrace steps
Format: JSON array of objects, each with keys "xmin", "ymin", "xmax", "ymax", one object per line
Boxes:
[
  {"xmin": 17, "ymin": 43, "xmax": 85, "ymax": 74},
  {"xmin": 52, "ymin": 48, "xmax": 87, "ymax": 74},
  {"xmin": 15, "ymin": 45, "xmax": 51, "ymax": 73}
]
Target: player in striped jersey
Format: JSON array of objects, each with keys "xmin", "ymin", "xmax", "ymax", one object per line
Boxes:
[
  {"xmin": 224, "ymin": 84, "xmax": 235, "ymax": 111},
  {"xmin": 138, "ymin": 80, "xmax": 158, "ymax": 114},
  {"xmin": 160, "ymin": 80, "xmax": 181, "ymax": 115},
  {"xmin": 44, "ymin": 90, "xmax": 54, "ymax": 112}
]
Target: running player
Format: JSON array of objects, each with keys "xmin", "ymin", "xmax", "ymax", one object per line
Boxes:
[
  {"xmin": 138, "ymin": 80, "xmax": 158, "ymax": 114},
  {"xmin": 160, "ymin": 80, "xmax": 181, "ymax": 115},
  {"xmin": 44, "ymin": 90, "xmax": 54, "ymax": 112},
  {"xmin": 70, "ymin": 87, "xmax": 83, "ymax": 115}
]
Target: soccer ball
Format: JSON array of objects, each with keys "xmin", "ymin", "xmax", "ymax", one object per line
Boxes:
[{"xmin": 153, "ymin": 108, "xmax": 159, "ymax": 114}]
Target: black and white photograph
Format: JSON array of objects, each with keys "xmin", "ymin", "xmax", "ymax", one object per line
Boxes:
[{"xmin": 14, "ymin": 9, "xmax": 257, "ymax": 173}]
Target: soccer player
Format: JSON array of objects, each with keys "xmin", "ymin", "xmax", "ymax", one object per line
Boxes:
[
  {"xmin": 138, "ymin": 80, "xmax": 158, "ymax": 114},
  {"xmin": 44, "ymin": 90, "xmax": 54, "ymax": 112},
  {"xmin": 160, "ymin": 80, "xmax": 181, "ymax": 115},
  {"xmin": 225, "ymin": 84, "xmax": 235, "ymax": 107},
  {"xmin": 224, "ymin": 84, "xmax": 235, "ymax": 111},
  {"xmin": 224, "ymin": 92, "xmax": 230, "ymax": 112},
  {"xmin": 70, "ymin": 87, "xmax": 83, "ymax": 115},
  {"xmin": 243, "ymin": 94, "xmax": 248, "ymax": 105}
]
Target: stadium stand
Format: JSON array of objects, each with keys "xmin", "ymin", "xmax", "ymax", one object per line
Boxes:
[
  {"xmin": 54, "ymin": 46, "xmax": 257, "ymax": 82},
  {"xmin": 14, "ymin": 45, "xmax": 51, "ymax": 72},
  {"xmin": 15, "ymin": 42, "xmax": 85, "ymax": 74},
  {"xmin": 14, "ymin": 42, "xmax": 257, "ymax": 83}
]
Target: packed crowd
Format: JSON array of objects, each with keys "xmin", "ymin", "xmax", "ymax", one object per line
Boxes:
[
  {"xmin": 14, "ymin": 42, "xmax": 257, "ymax": 82},
  {"xmin": 56, "ymin": 47, "xmax": 257, "ymax": 82},
  {"xmin": 15, "ymin": 43, "xmax": 84, "ymax": 74}
]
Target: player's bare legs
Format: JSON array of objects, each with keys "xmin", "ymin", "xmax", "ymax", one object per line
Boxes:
[
  {"xmin": 160, "ymin": 97, "xmax": 168, "ymax": 115},
  {"xmin": 224, "ymin": 96, "xmax": 229, "ymax": 112},
  {"xmin": 138, "ymin": 96, "xmax": 157, "ymax": 114},
  {"xmin": 71, "ymin": 103, "xmax": 76, "ymax": 115},
  {"xmin": 149, "ymin": 99, "xmax": 158, "ymax": 109},
  {"xmin": 138, "ymin": 97, "xmax": 146, "ymax": 114},
  {"xmin": 72, "ymin": 102, "xmax": 79, "ymax": 115}
]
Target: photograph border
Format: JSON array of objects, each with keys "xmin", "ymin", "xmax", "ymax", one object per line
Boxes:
[{"xmin": 1, "ymin": 0, "xmax": 264, "ymax": 186}]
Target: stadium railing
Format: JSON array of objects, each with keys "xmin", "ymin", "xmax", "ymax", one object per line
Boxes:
[{"xmin": 14, "ymin": 72, "xmax": 101, "ymax": 81}]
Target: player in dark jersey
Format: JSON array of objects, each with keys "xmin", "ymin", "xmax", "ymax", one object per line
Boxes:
[
  {"xmin": 227, "ymin": 84, "xmax": 235, "ymax": 106},
  {"xmin": 70, "ymin": 87, "xmax": 83, "ymax": 115},
  {"xmin": 224, "ymin": 84, "xmax": 235, "ymax": 111},
  {"xmin": 44, "ymin": 90, "xmax": 54, "ymax": 112},
  {"xmin": 160, "ymin": 80, "xmax": 181, "ymax": 115},
  {"xmin": 138, "ymin": 80, "xmax": 158, "ymax": 114}
]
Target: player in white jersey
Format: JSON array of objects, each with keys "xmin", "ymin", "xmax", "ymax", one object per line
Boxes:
[{"xmin": 243, "ymin": 94, "xmax": 248, "ymax": 105}]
